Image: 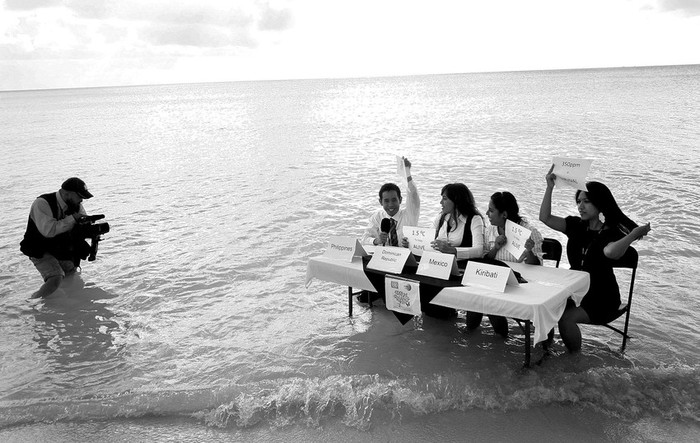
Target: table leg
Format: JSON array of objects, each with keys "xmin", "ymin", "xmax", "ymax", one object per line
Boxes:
[
  {"xmin": 524, "ymin": 320, "xmax": 531, "ymax": 368},
  {"xmin": 348, "ymin": 287, "xmax": 353, "ymax": 317}
]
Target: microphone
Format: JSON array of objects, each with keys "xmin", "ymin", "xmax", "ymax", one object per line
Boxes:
[{"xmin": 380, "ymin": 218, "xmax": 392, "ymax": 246}]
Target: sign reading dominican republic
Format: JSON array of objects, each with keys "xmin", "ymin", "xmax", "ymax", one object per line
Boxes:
[
  {"xmin": 461, "ymin": 261, "xmax": 519, "ymax": 292},
  {"xmin": 416, "ymin": 250, "xmax": 458, "ymax": 280},
  {"xmin": 504, "ymin": 219, "xmax": 531, "ymax": 260},
  {"xmin": 323, "ymin": 236, "xmax": 368, "ymax": 262},
  {"xmin": 552, "ymin": 157, "xmax": 592, "ymax": 191},
  {"xmin": 402, "ymin": 225, "xmax": 433, "ymax": 257},
  {"xmin": 384, "ymin": 276, "xmax": 421, "ymax": 316},
  {"xmin": 366, "ymin": 246, "xmax": 418, "ymax": 274}
]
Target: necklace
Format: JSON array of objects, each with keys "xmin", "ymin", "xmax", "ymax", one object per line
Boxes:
[{"xmin": 580, "ymin": 226, "xmax": 603, "ymax": 268}]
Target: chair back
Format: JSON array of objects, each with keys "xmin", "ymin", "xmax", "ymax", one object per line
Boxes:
[
  {"xmin": 541, "ymin": 238, "xmax": 562, "ymax": 268},
  {"xmin": 612, "ymin": 246, "xmax": 638, "ymax": 308}
]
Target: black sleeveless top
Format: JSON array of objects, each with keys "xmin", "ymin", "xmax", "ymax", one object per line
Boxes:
[
  {"xmin": 20, "ymin": 192, "xmax": 75, "ymax": 259},
  {"xmin": 435, "ymin": 213, "xmax": 474, "ymax": 247}
]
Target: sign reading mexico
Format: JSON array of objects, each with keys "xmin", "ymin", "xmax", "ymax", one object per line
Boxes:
[
  {"xmin": 504, "ymin": 219, "xmax": 531, "ymax": 260},
  {"xmin": 384, "ymin": 276, "xmax": 421, "ymax": 316},
  {"xmin": 552, "ymin": 157, "xmax": 592, "ymax": 191},
  {"xmin": 461, "ymin": 260, "xmax": 520, "ymax": 292},
  {"xmin": 402, "ymin": 225, "xmax": 433, "ymax": 257},
  {"xmin": 323, "ymin": 236, "xmax": 368, "ymax": 262},
  {"xmin": 416, "ymin": 250, "xmax": 459, "ymax": 280}
]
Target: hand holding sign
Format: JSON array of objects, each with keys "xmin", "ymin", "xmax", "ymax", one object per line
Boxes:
[
  {"xmin": 396, "ymin": 156, "xmax": 412, "ymax": 187},
  {"xmin": 403, "ymin": 225, "xmax": 433, "ymax": 256},
  {"xmin": 552, "ymin": 157, "xmax": 592, "ymax": 191},
  {"xmin": 504, "ymin": 220, "xmax": 531, "ymax": 260}
]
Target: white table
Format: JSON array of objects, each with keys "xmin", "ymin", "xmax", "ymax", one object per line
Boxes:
[{"xmin": 306, "ymin": 256, "xmax": 590, "ymax": 366}]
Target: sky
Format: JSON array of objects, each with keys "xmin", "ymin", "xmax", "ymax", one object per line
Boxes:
[{"xmin": 1, "ymin": 0, "xmax": 699, "ymax": 91}]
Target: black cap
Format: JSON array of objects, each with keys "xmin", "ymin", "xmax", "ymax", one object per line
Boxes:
[{"xmin": 61, "ymin": 177, "xmax": 93, "ymax": 199}]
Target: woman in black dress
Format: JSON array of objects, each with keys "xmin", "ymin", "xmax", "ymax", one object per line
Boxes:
[{"xmin": 539, "ymin": 165, "xmax": 651, "ymax": 352}]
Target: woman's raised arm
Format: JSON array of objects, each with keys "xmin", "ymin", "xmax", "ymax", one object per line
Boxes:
[{"xmin": 539, "ymin": 165, "xmax": 567, "ymax": 233}]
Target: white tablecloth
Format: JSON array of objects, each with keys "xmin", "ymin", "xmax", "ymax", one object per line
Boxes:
[
  {"xmin": 431, "ymin": 262, "xmax": 590, "ymax": 344},
  {"xmin": 305, "ymin": 256, "xmax": 590, "ymax": 345},
  {"xmin": 305, "ymin": 256, "xmax": 377, "ymax": 292}
]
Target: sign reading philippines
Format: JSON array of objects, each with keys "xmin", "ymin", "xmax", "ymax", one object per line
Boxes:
[{"xmin": 323, "ymin": 236, "xmax": 368, "ymax": 262}]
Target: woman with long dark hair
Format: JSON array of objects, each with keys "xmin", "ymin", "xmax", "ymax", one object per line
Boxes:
[
  {"xmin": 430, "ymin": 183, "xmax": 485, "ymax": 262},
  {"xmin": 468, "ymin": 191, "xmax": 545, "ymax": 337},
  {"xmin": 539, "ymin": 165, "xmax": 651, "ymax": 352}
]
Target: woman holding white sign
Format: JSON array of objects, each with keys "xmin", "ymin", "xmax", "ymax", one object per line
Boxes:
[
  {"xmin": 484, "ymin": 191, "xmax": 544, "ymax": 265},
  {"xmin": 468, "ymin": 191, "xmax": 545, "ymax": 337},
  {"xmin": 539, "ymin": 165, "xmax": 651, "ymax": 353}
]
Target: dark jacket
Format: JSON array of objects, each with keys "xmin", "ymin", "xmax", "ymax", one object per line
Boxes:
[{"xmin": 20, "ymin": 192, "xmax": 78, "ymax": 260}]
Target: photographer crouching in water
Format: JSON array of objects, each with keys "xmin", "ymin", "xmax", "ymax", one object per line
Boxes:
[{"xmin": 20, "ymin": 177, "xmax": 109, "ymax": 298}]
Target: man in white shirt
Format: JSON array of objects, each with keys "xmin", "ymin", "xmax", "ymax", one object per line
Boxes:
[
  {"xmin": 20, "ymin": 177, "xmax": 93, "ymax": 298},
  {"xmin": 362, "ymin": 158, "xmax": 420, "ymax": 247}
]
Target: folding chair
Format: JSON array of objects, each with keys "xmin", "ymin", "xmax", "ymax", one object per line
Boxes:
[
  {"xmin": 541, "ymin": 237, "xmax": 562, "ymax": 268},
  {"xmin": 597, "ymin": 246, "xmax": 638, "ymax": 351}
]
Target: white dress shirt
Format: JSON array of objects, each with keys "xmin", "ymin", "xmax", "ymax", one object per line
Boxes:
[
  {"xmin": 433, "ymin": 213, "xmax": 485, "ymax": 260},
  {"xmin": 362, "ymin": 179, "xmax": 420, "ymax": 246}
]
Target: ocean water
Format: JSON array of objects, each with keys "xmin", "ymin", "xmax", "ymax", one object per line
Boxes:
[{"xmin": 1, "ymin": 65, "xmax": 699, "ymax": 442}]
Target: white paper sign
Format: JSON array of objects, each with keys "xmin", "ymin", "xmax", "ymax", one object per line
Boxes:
[
  {"xmin": 396, "ymin": 155, "xmax": 408, "ymax": 182},
  {"xmin": 552, "ymin": 157, "xmax": 592, "ymax": 191},
  {"xmin": 366, "ymin": 246, "xmax": 418, "ymax": 274},
  {"xmin": 385, "ymin": 276, "xmax": 421, "ymax": 316},
  {"xmin": 504, "ymin": 219, "xmax": 531, "ymax": 260},
  {"xmin": 461, "ymin": 261, "xmax": 520, "ymax": 292},
  {"xmin": 416, "ymin": 250, "xmax": 459, "ymax": 280},
  {"xmin": 402, "ymin": 225, "xmax": 434, "ymax": 257},
  {"xmin": 323, "ymin": 236, "xmax": 369, "ymax": 262}
]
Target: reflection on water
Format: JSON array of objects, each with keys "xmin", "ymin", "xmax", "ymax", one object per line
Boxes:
[
  {"xmin": 29, "ymin": 275, "xmax": 125, "ymax": 391},
  {"xmin": 33, "ymin": 277, "xmax": 119, "ymax": 358}
]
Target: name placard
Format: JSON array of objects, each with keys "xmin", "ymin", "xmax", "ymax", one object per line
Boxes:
[
  {"xmin": 552, "ymin": 157, "xmax": 592, "ymax": 191},
  {"xmin": 385, "ymin": 276, "xmax": 421, "ymax": 316},
  {"xmin": 416, "ymin": 250, "xmax": 458, "ymax": 280},
  {"xmin": 461, "ymin": 261, "xmax": 519, "ymax": 292},
  {"xmin": 366, "ymin": 246, "xmax": 418, "ymax": 274},
  {"xmin": 504, "ymin": 219, "xmax": 531, "ymax": 260},
  {"xmin": 403, "ymin": 225, "xmax": 434, "ymax": 257},
  {"xmin": 323, "ymin": 236, "xmax": 369, "ymax": 262}
]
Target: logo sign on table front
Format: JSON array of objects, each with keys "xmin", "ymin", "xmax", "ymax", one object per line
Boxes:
[
  {"xmin": 403, "ymin": 225, "xmax": 434, "ymax": 257},
  {"xmin": 416, "ymin": 250, "xmax": 459, "ymax": 280},
  {"xmin": 385, "ymin": 275, "xmax": 421, "ymax": 316},
  {"xmin": 504, "ymin": 219, "xmax": 531, "ymax": 260},
  {"xmin": 552, "ymin": 157, "xmax": 592, "ymax": 191},
  {"xmin": 366, "ymin": 246, "xmax": 418, "ymax": 274},
  {"xmin": 461, "ymin": 261, "xmax": 520, "ymax": 292},
  {"xmin": 323, "ymin": 236, "xmax": 368, "ymax": 262}
]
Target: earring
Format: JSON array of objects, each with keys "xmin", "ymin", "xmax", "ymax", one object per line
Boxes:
[{"xmin": 598, "ymin": 212, "xmax": 606, "ymax": 224}]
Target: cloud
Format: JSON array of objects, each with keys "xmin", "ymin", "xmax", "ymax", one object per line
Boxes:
[
  {"xmin": 4, "ymin": 0, "xmax": 61, "ymax": 10},
  {"xmin": 656, "ymin": 0, "xmax": 700, "ymax": 16},
  {"xmin": 141, "ymin": 23, "xmax": 257, "ymax": 48},
  {"xmin": 1, "ymin": 0, "xmax": 294, "ymax": 57},
  {"xmin": 258, "ymin": 5, "xmax": 293, "ymax": 31}
]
